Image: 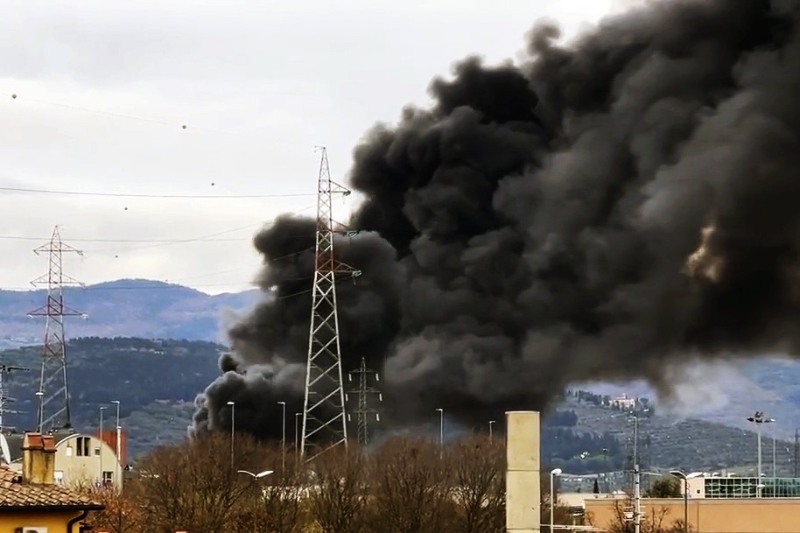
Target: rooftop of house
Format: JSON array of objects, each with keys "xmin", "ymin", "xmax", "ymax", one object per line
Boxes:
[{"xmin": 0, "ymin": 466, "xmax": 103, "ymax": 510}]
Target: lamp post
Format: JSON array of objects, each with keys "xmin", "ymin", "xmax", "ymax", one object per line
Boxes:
[
  {"xmin": 277, "ymin": 401, "xmax": 286, "ymax": 477},
  {"xmin": 435, "ymin": 408, "xmax": 444, "ymax": 458},
  {"xmin": 35, "ymin": 391, "xmax": 43, "ymax": 433},
  {"xmin": 238, "ymin": 470, "xmax": 274, "ymax": 532},
  {"xmin": 294, "ymin": 412, "xmax": 301, "ymax": 462},
  {"xmin": 489, "ymin": 420, "xmax": 496, "ymax": 442},
  {"xmin": 550, "ymin": 468, "xmax": 562, "ymax": 533},
  {"xmin": 747, "ymin": 411, "xmax": 775, "ymax": 497},
  {"xmin": 111, "ymin": 400, "xmax": 121, "ymax": 484},
  {"xmin": 772, "ymin": 420, "xmax": 778, "ymax": 480},
  {"xmin": 99, "ymin": 406, "xmax": 107, "ymax": 485},
  {"xmin": 228, "ymin": 401, "xmax": 235, "ymax": 469},
  {"xmin": 670, "ymin": 470, "xmax": 688, "ymax": 533}
]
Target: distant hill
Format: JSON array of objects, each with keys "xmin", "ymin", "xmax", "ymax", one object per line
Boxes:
[
  {"xmin": 0, "ymin": 337, "xmax": 224, "ymax": 458},
  {"xmin": 0, "ymin": 279, "xmax": 262, "ymax": 347},
  {"xmin": 579, "ymin": 356, "xmax": 800, "ymax": 441}
]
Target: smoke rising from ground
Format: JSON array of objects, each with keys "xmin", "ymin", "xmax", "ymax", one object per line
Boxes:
[{"xmin": 192, "ymin": 0, "xmax": 800, "ymax": 438}]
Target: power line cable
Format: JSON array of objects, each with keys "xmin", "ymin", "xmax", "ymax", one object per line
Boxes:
[
  {"xmin": 8, "ymin": 92, "xmax": 314, "ymax": 145},
  {"xmin": 0, "ymin": 185, "xmax": 313, "ymax": 199}
]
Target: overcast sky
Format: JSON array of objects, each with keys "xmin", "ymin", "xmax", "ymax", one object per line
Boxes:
[{"xmin": 0, "ymin": 0, "xmax": 645, "ymax": 295}]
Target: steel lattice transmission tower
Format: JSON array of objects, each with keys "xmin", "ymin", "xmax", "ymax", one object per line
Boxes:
[
  {"xmin": 301, "ymin": 147, "xmax": 361, "ymax": 462},
  {"xmin": 346, "ymin": 357, "xmax": 382, "ymax": 447},
  {"xmin": 0, "ymin": 364, "xmax": 29, "ymax": 433},
  {"xmin": 28, "ymin": 226, "xmax": 85, "ymax": 433}
]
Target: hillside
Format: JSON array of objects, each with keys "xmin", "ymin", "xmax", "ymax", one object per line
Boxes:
[
  {"xmin": 0, "ymin": 279, "xmax": 262, "ymax": 347},
  {"xmin": 554, "ymin": 393, "xmax": 798, "ymax": 477},
  {"xmin": 0, "ymin": 337, "xmax": 223, "ymax": 458},
  {"xmin": 2, "ymin": 335, "xmax": 799, "ymax": 467},
  {"xmin": 580, "ymin": 356, "xmax": 800, "ymax": 441}
]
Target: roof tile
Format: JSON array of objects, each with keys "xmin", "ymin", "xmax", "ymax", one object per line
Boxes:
[{"xmin": 0, "ymin": 467, "xmax": 102, "ymax": 509}]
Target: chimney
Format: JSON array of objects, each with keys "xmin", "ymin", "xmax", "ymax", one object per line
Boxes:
[
  {"xmin": 506, "ymin": 411, "xmax": 541, "ymax": 533},
  {"xmin": 22, "ymin": 432, "xmax": 57, "ymax": 485}
]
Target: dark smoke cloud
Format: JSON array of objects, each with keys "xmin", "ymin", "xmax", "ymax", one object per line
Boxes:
[{"xmin": 193, "ymin": 0, "xmax": 800, "ymax": 438}]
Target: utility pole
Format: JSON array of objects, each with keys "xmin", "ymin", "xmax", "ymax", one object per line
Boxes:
[
  {"xmin": 0, "ymin": 364, "xmax": 29, "ymax": 432},
  {"xmin": 28, "ymin": 226, "xmax": 84, "ymax": 433},
  {"xmin": 301, "ymin": 147, "xmax": 361, "ymax": 463},
  {"xmin": 633, "ymin": 464, "xmax": 641, "ymax": 533},
  {"xmin": 346, "ymin": 357, "xmax": 382, "ymax": 447},
  {"xmin": 794, "ymin": 429, "xmax": 799, "ymax": 478},
  {"xmin": 747, "ymin": 411, "xmax": 774, "ymax": 497}
]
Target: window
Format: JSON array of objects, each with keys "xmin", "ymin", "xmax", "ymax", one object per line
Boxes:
[
  {"xmin": 55, "ymin": 470, "xmax": 64, "ymax": 485},
  {"xmin": 103, "ymin": 471, "xmax": 113, "ymax": 487},
  {"xmin": 76, "ymin": 436, "xmax": 90, "ymax": 457},
  {"xmin": 65, "ymin": 446, "xmax": 73, "ymax": 457},
  {"xmin": 94, "ymin": 447, "xmax": 101, "ymax": 456}
]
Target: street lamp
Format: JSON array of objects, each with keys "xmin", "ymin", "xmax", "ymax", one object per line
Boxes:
[
  {"xmin": 99, "ymin": 406, "xmax": 107, "ymax": 484},
  {"xmin": 669, "ymin": 470, "xmax": 688, "ymax": 533},
  {"xmin": 238, "ymin": 470, "xmax": 274, "ymax": 532},
  {"xmin": 238, "ymin": 469, "xmax": 274, "ymax": 479},
  {"xmin": 771, "ymin": 419, "xmax": 778, "ymax": 480},
  {"xmin": 228, "ymin": 401, "xmax": 236, "ymax": 469},
  {"xmin": 111, "ymin": 400, "xmax": 121, "ymax": 484},
  {"xmin": 747, "ymin": 411, "xmax": 775, "ymax": 497},
  {"xmin": 294, "ymin": 412, "xmax": 301, "ymax": 461},
  {"xmin": 489, "ymin": 420, "xmax": 496, "ymax": 442},
  {"xmin": 435, "ymin": 408, "xmax": 444, "ymax": 458},
  {"xmin": 550, "ymin": 468, "xmax": 562, "ymax": 533},
  {"xmin": 277, "ymin": 401, "xmax": 286, "ymax": 477}
]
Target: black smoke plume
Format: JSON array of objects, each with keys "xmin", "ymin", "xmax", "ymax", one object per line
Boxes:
[{"xmin": 192, "ymin": 0, "xmax": 800, "ymax": 439}]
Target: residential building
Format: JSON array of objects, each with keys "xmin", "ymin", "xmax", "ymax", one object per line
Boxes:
[
  {"xmin": 4, "ymin": 430, "xmax": 126, "ymax": 492},
  {"xmin": 54, "ymin": 433, "xmax": 124, "ymax": 491},
  {"xmin": 610, "ymin": 394, "xmax": 637, "ymax": 411},
  {"xmin": 0, "ymin": 433, "xmax": 103, "ymax": 533}
]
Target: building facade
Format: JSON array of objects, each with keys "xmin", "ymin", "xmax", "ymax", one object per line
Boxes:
[
  {"xmin": 585, "ymin": 497, "xmax": 800, "ymax": 533},
  {"xmin": 54, "ymin": 433, "xmax": 123, "ymax": 491},
  {"xmin": 685, "ymin": 474, "xmax": 800, "ymax": 499}
]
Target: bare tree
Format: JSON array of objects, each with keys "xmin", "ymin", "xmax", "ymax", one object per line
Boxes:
[
  {"xmin": 591, "ymin": 498, "xmax": 690, "ymax": 533},
  {"xmin": 135, "ymin": 432, "xmax": 258, "ymax": 532},
  {"xmin": 366, "ymin": 437, "xmax": 455, "ymax": 533},
  {"xmin": 449, "ymin": 437, "xmax": 505, "ymax": 533},
  {"xmin": 253, "ymin": 445, "xmax": 305, "ymax": 533},
  {"xmin": 306, "ymin": 446, "xmax": 367, "ymax": 533},
  {"xmin": 85, "ymin": 484, "xmax": 144, "ymax": 533}
]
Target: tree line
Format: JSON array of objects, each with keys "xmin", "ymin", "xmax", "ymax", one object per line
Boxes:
[
  {"xmin": 84, "ymin": 431, "xmax": 695, "ymax": 533},
  {"xmin": 85, "ymin": 432, "xmax": 585, "ymax": 533}
]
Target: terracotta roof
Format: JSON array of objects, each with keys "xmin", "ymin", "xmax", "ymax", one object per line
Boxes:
[{"xmin": 0, "ymin": 467, "xmax": 103, "ymax": 510}]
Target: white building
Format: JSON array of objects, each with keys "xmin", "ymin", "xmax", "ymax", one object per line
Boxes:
[
  {"xmin": 55, "ymin": 433, "xmax": 124, "ymax": 491},
  {"xmin": 6, "ymin": 432, "xmax": 124, "ymax": 492}
]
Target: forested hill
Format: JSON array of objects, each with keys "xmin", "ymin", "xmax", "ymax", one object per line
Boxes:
[{"xmin": 0, "ymin": 337, "xmax": 223, "ymax": 457}]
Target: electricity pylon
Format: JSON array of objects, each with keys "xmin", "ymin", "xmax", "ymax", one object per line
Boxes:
[
  {"xmin": 346, "ymin": 357, "xmax": 382, "ymax": 447},
  {"xmin": 0, "ymin": 364, "xmax": 29, "ymax": 432},
  {"xmin": 28, "ymin": 226, "xmax": 84, "ymax": 432},
  {"xmin": 300, "ymin": 147, "xmax": 361, "ymax": 462}
]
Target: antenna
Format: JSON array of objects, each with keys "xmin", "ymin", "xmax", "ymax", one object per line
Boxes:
[
  {"xmin": 0, "ymin": 364, "xmax": 30, "ymax": 433},
  {"xmin": 27, "ymin": 225, "xmax": 84, "ymax": 432},
  {"xmin": 300, "ymin": 147, "xmax": 361, "ymax": 463},
  {"xmin": 346, "ymin": 357, "xmax": 382, "ymax": 447}
]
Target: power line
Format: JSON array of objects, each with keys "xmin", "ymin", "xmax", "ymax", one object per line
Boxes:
[
  {"xmin": 0, "ymin": 235, "xmax": 250, "ymax": 243},
  {"xmin": 0, "ymin": 185, "xmax": 313, "ymax": 199},
  {"xmin": 8, "ymin": 92, "xmax": 314, "ymax": 145}
]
